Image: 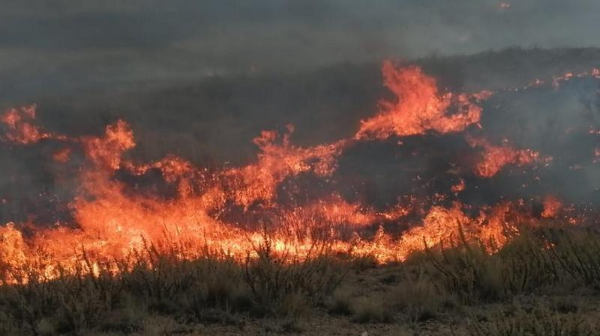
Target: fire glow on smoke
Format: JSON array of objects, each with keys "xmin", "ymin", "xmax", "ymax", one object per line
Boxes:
[{"xmin": 0, "ymin": 61, "xmax": 599, "ymax": 283}]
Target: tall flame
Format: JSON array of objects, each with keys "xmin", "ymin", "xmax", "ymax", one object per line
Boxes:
[{"xmin": 356, "ymin": 61, "xmax": 490, "ymax": 140}]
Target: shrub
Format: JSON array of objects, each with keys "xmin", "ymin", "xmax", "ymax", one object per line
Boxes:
[
  {"xmin": 327, "ymin": 287, "xmax": 354, "ymax": 316},
  {"xmin": 388, "ymin": 271, "xmax": 447, "ymax": 322},
  {"xmin": 424, "ymin": 227, "xmax": 574, "ymax": 304},
  {"xmin": 350, "ymin": 296, "xmax": 393, "ymax": 324},
  {"xmin": 242, "ymin": 233, "xmax": 346, "ymax": 317},
  {"xmin": 468, "ymin": 310, "xmax": 597, "ymax": 336},
  {"xmin": 546, "ymin": 228, "xmax": 600, "ymax": 289},
  {"xmin": 425, "ymin": 227, "xmax": 506, "ymax": 304}
]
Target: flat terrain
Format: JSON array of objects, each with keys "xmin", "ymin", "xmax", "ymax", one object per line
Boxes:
[
  {"xmin": 98, "ymin": 261, "xmax": 600, "ymax": 336},
  {"xmin": 4, "ymin": 227, "xmax": 600, "ymax": 336}
]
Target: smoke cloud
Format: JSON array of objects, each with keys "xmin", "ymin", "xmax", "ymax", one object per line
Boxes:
[
  {"xmin": 1, "ymin": 0, "xmax": 600, "ymax": 100},
  {"xmin": 0, "ymin": 1, "xmax": 599, "ymax": 226}
]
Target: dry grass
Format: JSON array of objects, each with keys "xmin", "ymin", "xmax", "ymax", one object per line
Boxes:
[
  {"xmin": 3, "ymin": 225, "xmax": 600, "ymax": 335},
  {"xmin": 467, "ymin": 310, "xmax": 597, "ymax": 336},
  {"xmin": 242, "ymin": 234, "xmax": 347, "ymax": 317},
  {"xmin": 0, "ymin": 235, "xmax": 346, "ymax": 335},
  {"xmin": 423, "ymin": 226, "xmax": 596, "ymax": 304}
]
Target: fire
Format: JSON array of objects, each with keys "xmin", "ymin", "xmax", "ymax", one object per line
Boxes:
[
  {"xmin": 81, "ymin": 120, "xmax": 136, "ymax": 170},
  {"xmin": 466, "ymin": 137, "xmax": 542, "ymax": 178},
  {"xmin": 541, "ymin": 196, "xmax": 562, "ymax": 218},
  {"xmin": 451, "ymin": 179, "xmax": 466, "ymax": 193},
  {"xmin": 0, "ymin": 61, "xmax": 596, "ymax": 284},
  {"xmin": 0, "ymin": 105, "xmax": 58, "ymax": 145},
  {"xmin": 396, "ymin": 202, "xmax": 526, "ymax": 260},
  {"xmin": 224, "ymin": 125, "xmax": 345, "ymax": 207},
  {"xmin": 355, "ymin": 61, "xmax": 491, "ymax": 140},
  {"xmin": 397, "ymin": 203, "xmax": 471, "ymax": 258},
  {"xmin": 0, "ymin": 224, "xmax": 27, "ymax": 272},
  {"xmin": 52, "ymin": 147, "xmax": 71, "ymax": 163},
  {"xmin": 552, "ymin": 70, "xmax": 599, "ymax": 88}
]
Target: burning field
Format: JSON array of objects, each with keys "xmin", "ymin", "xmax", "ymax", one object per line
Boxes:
[
  {"xmin": 1, "ymin": 58, "xmax": 599, "ymax": 280},
  {"xmin": 4, "ymin": 0, "xmax": 600, "ymax": 334},
  {"xmin": 0, "ymin": 47, "xmax": 599, "ymax": 335}
]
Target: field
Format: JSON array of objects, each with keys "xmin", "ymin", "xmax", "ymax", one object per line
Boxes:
[
  {"xmin": 1, "ymin": 47, "xmax": 600, "ymax": 335},
  {"xmin": 0, "ymin": 0, "xmax": 599, "ymax": 330},
  {"xmin": 3, "ymin": 222, "xmax": 600, "ymax": 336}
]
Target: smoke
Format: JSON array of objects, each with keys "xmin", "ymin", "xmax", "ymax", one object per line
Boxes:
[
  {"xmin": 1, "ymin": 0, "xmax": 600, "ymax": 101},
  {"xmin": 1, "ymin": 52, "xmax": 599, "ymax": 226},
  {"xmin": 0, "ymin": 1, "xmax": 599, "ymax": 227}
]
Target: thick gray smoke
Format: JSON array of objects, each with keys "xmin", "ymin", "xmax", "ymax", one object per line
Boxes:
[{"xmin": 1, "ymin": 0, "xmax": 600, "ymax": 100}]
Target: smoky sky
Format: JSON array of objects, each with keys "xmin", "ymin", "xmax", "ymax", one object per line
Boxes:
[
  {"xmin": 1, "ymin": 0, "xmax": 600, "ymax": 101},
  {"xmin": 1, "ymin": 1, "xmax": 600, "ymax": 226}
]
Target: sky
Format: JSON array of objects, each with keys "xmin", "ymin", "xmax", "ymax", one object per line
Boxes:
[{"xmin": 1, "ymin": 0, "xmax": 599, "ymax": 99}]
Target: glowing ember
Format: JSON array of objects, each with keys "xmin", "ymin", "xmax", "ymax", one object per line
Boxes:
[
  {"xmin": 451, "ymin": 179, "xmax": 466, "ymax": 193},
  {"xmin": 541, "ymin": 196, "xmax": 562, "ymax": 218},
  {"xmin": 52, "ymin": 147, "xmax": 72, "ymax": 163}
]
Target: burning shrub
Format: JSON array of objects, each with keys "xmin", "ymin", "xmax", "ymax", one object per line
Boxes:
[
  {"xmin": 425, "ymin": 227, "xmax": 508, "ymax": 304},
  {"xmin": 422, "ymin": 225, "xmax": 600, "ymax": 306},
  {"xmin": 424, "ymin": 227, "xmax": 564, "ymax": 304}
]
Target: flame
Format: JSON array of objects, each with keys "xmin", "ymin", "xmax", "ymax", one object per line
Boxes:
[
  {"xmin": 541, "ymin": 196, "xmax": 562, "ymax": 219},
  {"xmin": 224, "ymin": 125, "xmax": 345, "ymax": 207},
  {"xmin": 0, "ymin": 61, "xmax": 596, "ymax": 284},
  {"xmin": 0, "ymin": 105, "xmax": 58, "ymax": 145},
  {"xmin": 52, "ymin": 147, "xmax": 72, "ymax": 163},
  {"xmin": 466, "ymin": 137, "xmax": 542, "ymax": 178},
  {"xmin": 0, "ymin": 224, "xmax": 27, "ymax": 272},
  {"xmin": 451, "ymin": 179, "xmax": 466, "ymax": 193},
  {"xmin": 355, "ymin": 61, "xmax": 491, "ymax": 140},
  {"xmin": 396, "ymin": 202, "xmax": 525, "ymax": 260},
  {"xmin": 80, "ymin": 120, "xmax": 136, "ymax": 170}
]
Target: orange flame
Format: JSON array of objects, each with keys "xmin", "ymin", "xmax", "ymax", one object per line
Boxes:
[
  {"xmin": 80, "ymin": 120, "xmax": 136, "ymax": 170},
  {"xmin": 0, "ymin": 61, "xmax": 593, "ymax": 284},
  {"xmin": 541, "ymin": 196, "xmax": 562, "ymax": 219},
  {"xmin": 466, "ymin": 137, "xmax": 542, "ymax": 178},
  {"xmin": 355, "ymin": 61, "xmax": 491, "ymax": 140},
  {"xmin": 0, "ymin": 105, "xmax": 58, "ymax": 145}
]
